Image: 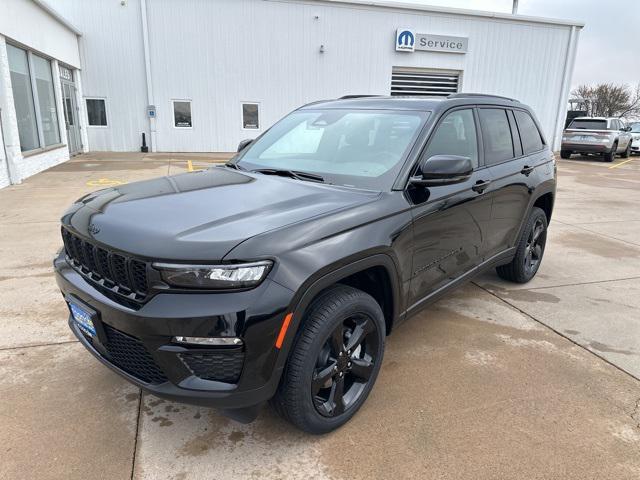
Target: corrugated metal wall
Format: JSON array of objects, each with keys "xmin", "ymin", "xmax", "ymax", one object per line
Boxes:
[
  {"xmin": 50, "ymin": 0, "xmax": 576, "ymax": 153},
  {"xmin": 52, "ymin": 0, "xmax": 149, "ymax": 152}
]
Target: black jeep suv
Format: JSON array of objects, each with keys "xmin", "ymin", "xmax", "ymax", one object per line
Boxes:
[{"xmin": 55, "ymin": 94, "xmax": 555, "ymax": 434}]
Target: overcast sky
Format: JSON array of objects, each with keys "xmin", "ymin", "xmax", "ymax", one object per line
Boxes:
[{"xmin": 386, "ymin": 0, "xmax": 640, "ymax": 90}]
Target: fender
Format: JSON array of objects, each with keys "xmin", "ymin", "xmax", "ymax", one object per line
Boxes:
[
  {"xmin": 272, "ymin": 253, "xmax": 403, "ymax": 374},
  {"xmin": 510, "ymin": 179, "xmax": 555, "ymax": 248}
]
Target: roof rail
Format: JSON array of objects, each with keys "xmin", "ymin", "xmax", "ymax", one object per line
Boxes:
[
  {"xmin": 447, "ymin": 93, "xmax": 519, "ymax": 102},
  {"xmin": 338, "ymin": 95, "xmax": 383, "ymax": 100}
]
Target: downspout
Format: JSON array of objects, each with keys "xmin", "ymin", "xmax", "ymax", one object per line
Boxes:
[
  {"xmin": 140, "ymin": 0, "xmax": 156, "ymax": 152},
  {"xmin": 552, "ymin": 25, "xmax": 579, "ymax": 151},
  {"xmin": 0, "ymin": 107, "xmax": 16, "ymax": 183}
]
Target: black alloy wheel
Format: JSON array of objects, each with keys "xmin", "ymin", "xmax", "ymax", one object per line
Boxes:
[
  {"xmin": 523, "ymin": 217, "xmax": 545, "ymax": 277},
  {"xmin": 272, "ymin": 285, "xmax": 385, "ymax": 434},
  {"xmin": 312, "ymin": 313, "xmax": 379, "ymax": 417},
  {"xmin": 496, "ymin": 206, "xmax": 548, "ymax": 283}
]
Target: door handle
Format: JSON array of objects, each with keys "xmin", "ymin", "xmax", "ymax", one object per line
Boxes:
[
  {"xmin": 521, "ymin": 165, "xmax": 535, "ymax": 176},
  {"xmin": 472, "ymin": 179, "xmax": 491, "ymax": 193}
]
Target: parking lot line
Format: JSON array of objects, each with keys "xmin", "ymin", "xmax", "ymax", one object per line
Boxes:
[
  {"xmin": 608, "ymin": 158, "xmax": 635, "ymax": 169},
  {"xmin": 187, "ymin": 160, "xmax": 194, "ymax": 172}
]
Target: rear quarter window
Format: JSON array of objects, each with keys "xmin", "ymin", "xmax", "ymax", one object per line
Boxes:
[
  {"xmin": 514, "ymin": 110, "xmax": 544, "ymax": 154},
  {"xmin": 568, "ymin": 119, "xmax": 607, "ymax": 130}
]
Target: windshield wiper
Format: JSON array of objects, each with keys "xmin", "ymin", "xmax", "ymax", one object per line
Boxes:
[
  {"xmin": 251, "ymin": 168, "xmax": 325, "ymax": 183},
  {"xmin": 224, "ymin": 162, "xmax": 246, "ymax": 171}
]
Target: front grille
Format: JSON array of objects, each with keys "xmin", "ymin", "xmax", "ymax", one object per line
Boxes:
[
  {"xmin": 179, "ymin": 351, "xmax": 244, "ymax": 383},
  {"xmin": 61, "ymin": 228, "xmax": 149, "ymax": 302},
  {"xmin": 103, "ymin": 324, "xmax": 168, "ymax": 384}
]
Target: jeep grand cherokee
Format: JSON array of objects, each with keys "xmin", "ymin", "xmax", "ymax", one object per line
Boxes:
[{"xmin": 54, "ymin": 94, "xmax": 555, "ymax": 434}]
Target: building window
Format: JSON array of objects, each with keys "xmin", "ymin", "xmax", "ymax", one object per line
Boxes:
[
  {"xmin": 6, "ymin": 45, "xmax": 62, "ymax": 151},
  {"xmin": 32, "ymin": 54, "xmax": 61, "ymax": 146},
  {"xmin": 173, "ymin": 100, "xmax": 192, "ymax": 128},
  {"xmin": 86, "ymin": 98, "xmax": 108, "ymax": 126},
  {"xmin": 242, "ymin": 102, "xmax": 260, "ymax": 129}
]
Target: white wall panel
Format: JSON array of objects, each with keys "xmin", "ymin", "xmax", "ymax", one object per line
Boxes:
[
  {"xmin": 48, "ymin": 0, "xmax": 578, "ymax": 152},
  {"xmin": 0, "ymin": 0, "xmax": 80, "ymax": 67},
  {"xmin": 51, "ymin": 0, "xmax": 149, "ymax": 152}
]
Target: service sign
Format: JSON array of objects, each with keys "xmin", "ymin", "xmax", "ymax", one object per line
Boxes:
[{"xmin": 396, "ymin": 28, "xmax": 468, "ymax": 54}]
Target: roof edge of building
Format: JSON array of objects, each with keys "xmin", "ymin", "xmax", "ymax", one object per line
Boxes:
[
  {"xmin": 304, "ymin": 0, "xmax": 585, "ymax": 28},
  {"xmin": 31, "ymin": 0, "xmax": 82, "ymax": 36}
]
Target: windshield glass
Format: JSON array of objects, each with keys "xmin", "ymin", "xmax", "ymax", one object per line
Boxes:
[
  {"xmin": 235, "ymin": 109, "xmax": 428, "ymax": 190},
  {"xmin": 567, "ymin": 119, "xmax": 607, "ymax": 130},
  {"xmin": 630, "ymin": 123, "xmax": 640, "ymax": 133}
]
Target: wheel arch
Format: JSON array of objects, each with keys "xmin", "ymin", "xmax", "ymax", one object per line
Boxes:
[{"xmin": 274, "ymin": 254, "xmax": 402, "ymax": 372}]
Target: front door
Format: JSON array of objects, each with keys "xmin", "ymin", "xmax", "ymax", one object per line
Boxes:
[
  {"xmin": 407, "ymin": 108, "xmax": 493, "ymax": 311},
  {"xmin": 60, "ymin": 66, "xmax": 82, "ymax": 155}
]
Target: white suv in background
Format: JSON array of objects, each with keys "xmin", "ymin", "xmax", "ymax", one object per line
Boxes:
[
  {"xmin": 630, "ymin": 122, "xmax": 640, "ymax": 155},
  {"xmin": 561, "ymin": 117, "xmax": 633, "ymax": 162}
]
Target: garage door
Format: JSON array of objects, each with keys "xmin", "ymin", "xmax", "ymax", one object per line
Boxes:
[{"xmin": 390, "ymin": 68, "xmax": 460, "ymax": 97}]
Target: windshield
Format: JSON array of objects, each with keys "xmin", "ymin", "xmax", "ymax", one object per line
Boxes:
[
  {"xmin": 630, "ymin": 123, "xmax": 640, "ymax": 133},
  {"xmin": 235, "ymin": 109, "xmax": 428, "ymax": 190},
  {"xmin": 567, "ymin": 119, "xmax": 608, "ymax": 130}
]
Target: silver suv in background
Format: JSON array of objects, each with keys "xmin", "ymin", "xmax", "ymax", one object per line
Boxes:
[{"xmin": 561, "ymin": 117, "xmax": 633, "ymax": 162}]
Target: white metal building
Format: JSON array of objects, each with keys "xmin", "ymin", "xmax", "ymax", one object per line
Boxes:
[{"xmin": 1, "ymin": 0, "xmax": 582, "ymax": 187}]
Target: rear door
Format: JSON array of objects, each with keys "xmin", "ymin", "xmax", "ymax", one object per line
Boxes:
[
  {"xmin": 407, "ymin": 107, "xmax": 493, "ymax": 309},
  {"xmin": 481, "ymin": 108, "xmax": 546, "ymax": 258}
]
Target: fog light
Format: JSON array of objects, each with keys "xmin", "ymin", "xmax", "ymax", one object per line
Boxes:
[{"xmin": 173, "ymin": 336, "xmax": 243, "ymax": 346}]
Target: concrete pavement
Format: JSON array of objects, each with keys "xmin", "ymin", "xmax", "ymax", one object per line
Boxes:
[{"xmin": 1, "ymin": 152, "xmax": 639, "ymax": 479}]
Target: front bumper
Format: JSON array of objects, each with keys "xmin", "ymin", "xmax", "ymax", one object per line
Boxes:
[{"xmin": 55, "ymin": 254, "xmax": 294, "ymax": 410}]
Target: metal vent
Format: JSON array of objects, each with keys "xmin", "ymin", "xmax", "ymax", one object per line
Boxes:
[{"xmin": 391, "ymin": 68, "xmax": 460, "ymax": 97}]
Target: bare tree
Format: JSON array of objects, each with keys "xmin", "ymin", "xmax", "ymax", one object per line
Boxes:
[{"xmin": 571, "ymin": 83, "xmax": 640, "ymax": 118}]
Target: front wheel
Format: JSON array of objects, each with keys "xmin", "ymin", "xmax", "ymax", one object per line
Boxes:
[
  {"xmin": 496, "ymin": 207, "xmax": 548, "ymax": 283},
  {"xmin": 272, "ymin": 285, "xmax": 385, "ymax": 434},
  {"xmin": 621, "ymin": 141, "xmax": 631, "ymax": 158}
]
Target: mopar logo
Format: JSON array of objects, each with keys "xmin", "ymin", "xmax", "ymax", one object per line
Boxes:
[{"xmin": 396, "ymin": 28, "xmax": 415, "ymax": 52}]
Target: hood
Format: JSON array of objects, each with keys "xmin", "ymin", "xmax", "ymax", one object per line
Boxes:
[{"xmin": 62, "ymin": 167, "xmax": 379, "ymax": 261}]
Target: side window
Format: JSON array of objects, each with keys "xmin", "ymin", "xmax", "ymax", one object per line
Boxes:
[
  {"xmin": 608, "ymin": 120, "xmax": 619, "ymax": 131},
  {"xmin": 423, "ymin": 109, "xmax": 478, "ymax": 168},
  {"xmin": 513, "ymin": 110, "xmax": 544, "ymax": 154},
  {"xmin": 478, "ymin": 108, "xmax": 514, "ymax": 165}
]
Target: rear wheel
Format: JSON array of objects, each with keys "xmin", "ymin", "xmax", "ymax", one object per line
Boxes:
[
  {"xmin": 560, "ymin": 150, "xmax": 572, "ymax": 159},
  {"xmin": 272, "ymin": 285, "xmax": 385, "ymax": 434},
  {"xmin": 604, "ymin": 143, "xmax": 617, "ymax": 162},
  {"xmin": 621, "ymin": 141, "xmax": 631, "ymax": 158},
  {"xmin": 496, "ymin": 207, "xmax": 548, "ymax": 283}
]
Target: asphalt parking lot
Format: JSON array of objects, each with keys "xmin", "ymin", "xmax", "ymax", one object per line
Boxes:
[{"xmin": 1, "ymin": 152, "xmax": 639, "ymax": 479}]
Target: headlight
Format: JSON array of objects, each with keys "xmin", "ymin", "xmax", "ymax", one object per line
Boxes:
[{"xmin": 153, "ymin": 260, "xmax": 273, "ymax": 289}]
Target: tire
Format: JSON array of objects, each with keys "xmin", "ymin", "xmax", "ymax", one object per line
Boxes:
[
  {"xmin": 560, "ymin": 150, "xmax": 572, "ymax": 159},
  {"xmin": 621, "ymin": 141, "xmax": 631, "ymax": 158},
  {"xmin": 496, "ymin": 207, "xmax": 548, "ymax": 283},
  {"xmin": 271, "ymin": 284, "xmax": 385, "ymax": 434},
  {"xmin": 604, "ymin": 143, "xmax": 617, "ymax": 162}
]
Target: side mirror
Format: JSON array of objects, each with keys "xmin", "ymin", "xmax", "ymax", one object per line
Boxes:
[
  {"xmin": 410, "ymin": 155, "xmax": 473, "ymax": 187},
  {"xmin": 237, "ymin": 138, "xmax": 253, "ymax": 152},
  {"xmin": 624, "ymin": 126, "xmax": 632, "ymax": 132}
]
